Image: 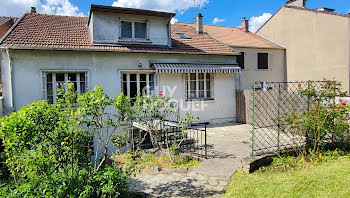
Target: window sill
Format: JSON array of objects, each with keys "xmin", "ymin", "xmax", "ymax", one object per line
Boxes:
[
  {"xmin": 118, "ymin": 38, "xmax": 152, "ymax": 44},
  {"xmin": 185, "ymin": 99, "xmax": 215, "ymax": 103}
]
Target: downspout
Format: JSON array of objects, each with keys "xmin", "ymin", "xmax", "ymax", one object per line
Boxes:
[
  {"xmin": 167, "ymin": 19, "xmax": 172, "ymax": 48},
  {"xmin": 5, "ymin": 48, "xmax": 14, "ymax": 113}
]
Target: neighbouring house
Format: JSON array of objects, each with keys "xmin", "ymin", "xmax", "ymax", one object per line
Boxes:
[{"xmin": 257, "ymin": 0, "xmax": 350, "ymax": 92}]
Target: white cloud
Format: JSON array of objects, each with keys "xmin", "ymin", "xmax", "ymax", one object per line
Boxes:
[
  {"xmin": 249, "ymin": 13, "xmax": 272, "ymax": 33},
  {"xmin": 0, "ymin": 0, "xmax": 85, "ymax": 17},
  {"xmin": 212, "ymin": 17, "xmax": 225, "ymax": 25},
  {"xmin": 171, "ymin": 17, "xmax": 178, "ymax": 24},
  {"xmin": 112, "ymin": 0, "xmax": 209, "ymax": 13}
]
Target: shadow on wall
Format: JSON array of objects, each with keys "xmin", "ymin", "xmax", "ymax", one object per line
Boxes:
[{"xmin": 0, "ymin": 97, "xmax": 3, "ymax": 117}]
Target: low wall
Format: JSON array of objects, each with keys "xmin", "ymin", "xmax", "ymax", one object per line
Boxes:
[{"xmin": 0, "ymin": 97, "xmax": 3, "ymax": 117}]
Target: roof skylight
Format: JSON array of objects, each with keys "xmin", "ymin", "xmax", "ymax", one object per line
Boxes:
[{"xmin": 176, "ymin": 33, "xmax": 191, "ymax": 39}]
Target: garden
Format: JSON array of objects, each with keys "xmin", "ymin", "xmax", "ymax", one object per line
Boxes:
[
  {"xmin": 0, "ymin": 83, "xmax": 197, "ymax": 197},
  {"xmin": 226, "ymin": 80, "xmax": 350, "ymax": 197}
]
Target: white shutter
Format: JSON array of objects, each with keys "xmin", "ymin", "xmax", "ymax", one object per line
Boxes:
[
  {"xmin": 42, "ymin": 72, "xmax": 47, "ymax": 100},
  {"xmin": 85, "ymin": 72, "xmax": 89, "ymax": 92},
  {"xmin": 211, "ymin": 73, "xmax": 215, "ymax": 99},
  {"xmin": 146, "ymin": 19, "xmax": 150, "ymax": 40},
  {"xmin": 118, "ymin": 17, "xmax": 121, "ymax": 39}
]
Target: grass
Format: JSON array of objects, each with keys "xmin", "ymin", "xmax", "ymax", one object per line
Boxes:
[{"xmin": 225, "ymin": 155, "xmax": 350, "ymax": 198}]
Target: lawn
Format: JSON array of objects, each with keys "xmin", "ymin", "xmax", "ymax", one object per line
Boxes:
[{"xmin": 225, "ymin": 156, "xmax": 350, "ymax": 198}]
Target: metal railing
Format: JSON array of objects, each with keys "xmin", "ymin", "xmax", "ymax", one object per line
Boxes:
[
  {"xmin": 159, "ymin": 122, "xmax": 208, "ymax": 159},
  {"xmin": 250, "ymin": 81, "xmax": 334, "ymax": 156}
]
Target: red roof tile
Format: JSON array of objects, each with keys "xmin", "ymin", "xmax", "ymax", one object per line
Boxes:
[
  {"xmin": 0, "ymin": 13, "xmax": 237, "ymax": 55},
  {"xmin": 190, "ymin": 23, "xmax": 283, "ymax": 49},
  {"xmin": 0, "ymin": 16, "xmax": 17, "ymax": 26}
]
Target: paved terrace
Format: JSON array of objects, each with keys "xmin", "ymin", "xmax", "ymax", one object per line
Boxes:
[{"xmin": 128, "ymin": 123, "xmax": 253, "ymax": 197}]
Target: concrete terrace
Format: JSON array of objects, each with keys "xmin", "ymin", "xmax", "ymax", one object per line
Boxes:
[{"xmin": 128, "ymin": 123, "xmax": 253, "ymax": 197}]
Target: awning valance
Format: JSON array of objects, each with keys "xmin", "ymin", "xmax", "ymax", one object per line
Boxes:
[{"xmin": 152, "ymin": 63, "xmax": 241, "ymax": 74}]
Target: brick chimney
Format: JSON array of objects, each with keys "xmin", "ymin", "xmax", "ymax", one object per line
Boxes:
[
  {"xmin": 241, "ymin": 17, "xmax": 249, "ymax": 32},
  {"xmin": 286, "ymin": 0, "xmax": 307, "ymax": 7},
  {"xmin": 31, "ymin": 7, "xmax": 36, "ymax": 13},
  {"xmin": 196, "ymin": 13, "xmax": 203, "ymax": 33}
]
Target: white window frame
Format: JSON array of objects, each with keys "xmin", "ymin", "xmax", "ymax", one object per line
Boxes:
[
  {"xmin": 119, "ymin": 19, "xmax": 150, "ymax": 42},
  {"xmin": 185, "ymin": 73, "xmax": 214, "ymax": 101},
  {"xmin": 120, "ymin": 71, "xmax": 156, "ymax": 97},
  {"xmin": 41, "ymin": 70, "xmax": 89, "ymax": 103}
]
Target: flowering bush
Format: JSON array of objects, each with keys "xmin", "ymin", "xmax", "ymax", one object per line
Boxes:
[{"xmin": 284, "ymin": 81, "xmax": 350, "ymax": 158}]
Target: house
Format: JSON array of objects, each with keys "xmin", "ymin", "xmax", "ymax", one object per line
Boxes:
[
  {"xmin": 179, "ymin": 18, "xmax": 286, "ymax": 123},
  {"xmin": 0, "ymin": 4, "xmax": 285, "ymax": 124},
  {"xmin": 257, "ymin": 0, "xmax": 350, "ymax": 92},
  {"xmin": 199, "ymin": 18, "xmax": 286, "ymax": 90},
  {"xmin": 0, "ymin": 5, "xmax": 241, "ymax": 123},
  {"xmin": 0, "ymin": 16, "xmax": 17, "ymax": 96}
]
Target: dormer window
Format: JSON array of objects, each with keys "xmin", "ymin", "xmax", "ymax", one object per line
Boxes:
[{"xmin": 120, "ymin": 20, "xmax": 148, "ymax": 40}]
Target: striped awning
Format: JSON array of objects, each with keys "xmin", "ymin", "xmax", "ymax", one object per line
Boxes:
[{"xmin": 152, "ymin": 63, "xmax": 241, "ymax": 74}]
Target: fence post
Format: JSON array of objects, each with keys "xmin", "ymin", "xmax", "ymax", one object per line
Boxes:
[
  {"xmin": 204, "ymin": 124, "xmax": 207, "ymax": 159},
  {"xmin": 306, "ymin": 81, "xmax": 310, "ymax": 149},
  {"xmin": 277, "ymin": 83, "xmax": 281, "ymax": 153},
  {"xmin": 251, "ymin": 82, "xmax": 256, "ymax": 157}
]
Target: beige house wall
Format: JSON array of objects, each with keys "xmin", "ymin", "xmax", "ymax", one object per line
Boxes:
[
  {"xmin": 231, "ymin": 47, "xmax": 286, "ymax": 90},
  {"xmin": 257, "ymin": 6, "xmax": 350, "ymax": 92}
]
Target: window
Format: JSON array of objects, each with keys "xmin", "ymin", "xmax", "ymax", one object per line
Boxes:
[
  {"xmin": 185, "ymin": 73, "xmax": 213, "ymax": 100},
  {"xmin": 237, "ymin": 52, "xmax": 245, "ymax": 69},
  {"xmin": 120, "ymin": 20, "xmax": 148, "ymax": 40},
  {"xmin": 121, "ymin": 21, "xmax": 132, "ymax": 38},
  {"xmin": 258, "ymin": 53, "xmax": 268, "ymax": 69},
  {"xmin": 44, "ymin": 72, "xmax": 87, "ymax": 103},
  {"xmin": 122, "ymin": 73, "xmax": 155, "ymax": 98},
  {"xmin": 176, "ymin": 33, "xmax": 191, "ymax": 39},
  {"xmin": 135, "ymin": 22, "xmax": 147, "ymax": 39}
]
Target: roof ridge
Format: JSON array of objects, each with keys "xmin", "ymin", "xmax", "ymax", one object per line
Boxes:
[
  {"xmin": 284, "ymin": 5, "xmax": 350, "ymax": 18},
  {"xmin": 176, "ymin": 22, "xmax": 242, "ymax": 29},
  {"xmin": 27, "ymin": 12, "xmax": 88, "ymax": 18}
]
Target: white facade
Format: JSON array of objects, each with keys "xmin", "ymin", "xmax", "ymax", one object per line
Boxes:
[
  {"xmin": 1, "ymin": 49, "xmax": 237, "ymax": 123},
  {"xmin": 90, "ymin": 11, "xmax": 171, "ymax": 46}
]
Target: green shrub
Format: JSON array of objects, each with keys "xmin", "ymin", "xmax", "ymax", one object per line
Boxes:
[
  {"xmin": 0, "ymin": 84, "xmax": 129, "ymax": 197},
  {"xmin": 284, "ymin": 81, "xmax": 350, "ymax": 158},
  {"xmin": 0, "ymin": 165, "xmax": 128, "ymax": 198}
]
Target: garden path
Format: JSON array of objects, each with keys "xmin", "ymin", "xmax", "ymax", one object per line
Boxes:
[{"xmin": 128, "ymin": 123, "xmax": 252, "ymax": 197}]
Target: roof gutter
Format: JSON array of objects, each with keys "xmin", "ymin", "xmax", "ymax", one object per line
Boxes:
[{"xmin": 0, "ymin": 46, "xmax": 239, "ymax": 56}]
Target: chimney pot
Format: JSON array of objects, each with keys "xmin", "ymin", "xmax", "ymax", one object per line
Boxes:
[
  {"xmin": 31, "ymin": 7, "xmax": 36, "ymax": 13},
  {"xmin": 286, "ymin": 0, "xmax": 307, "ymax": 7},
  {"xmin": 196, "ymin": 13, "xmax": 203, "ymax": 33},
  {"xmin": 241, "ymin": 17, "xmax": 249, "ymax": 32}
]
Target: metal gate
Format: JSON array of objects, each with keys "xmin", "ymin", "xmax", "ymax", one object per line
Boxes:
[{"xmin": 250, "ymin": 81, "xmax": 329, "ymax": 156}]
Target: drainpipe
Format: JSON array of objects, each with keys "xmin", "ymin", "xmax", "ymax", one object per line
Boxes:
[
  {"xmin": 167, "ymin": 19, "xmax": 172, "ymax": 48},
  {"xmin": 5, "ymin": 48, "xmax": 14, "ymax": 113}
]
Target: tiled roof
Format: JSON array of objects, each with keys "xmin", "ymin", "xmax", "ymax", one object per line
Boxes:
[
  {"xmin": 193, "ymin": 24, "xmax": 283, "ymax": 49},
  {"xmin": 0, "ymin": 16, "xmax": 17, "ymax": 26},
  {"xmin": 0, "ymin": 13, "xmax": 237, "ymax": 55}
]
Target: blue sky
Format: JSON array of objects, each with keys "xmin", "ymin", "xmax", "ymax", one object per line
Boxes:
[{"xmin": 1, "ymin": 0, "xmax": 349, "ymax": 32}]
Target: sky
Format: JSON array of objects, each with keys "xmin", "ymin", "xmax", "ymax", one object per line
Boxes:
[{"xmin": 1, "ymin": 0, "xmax": 349, "ymax": 32}]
